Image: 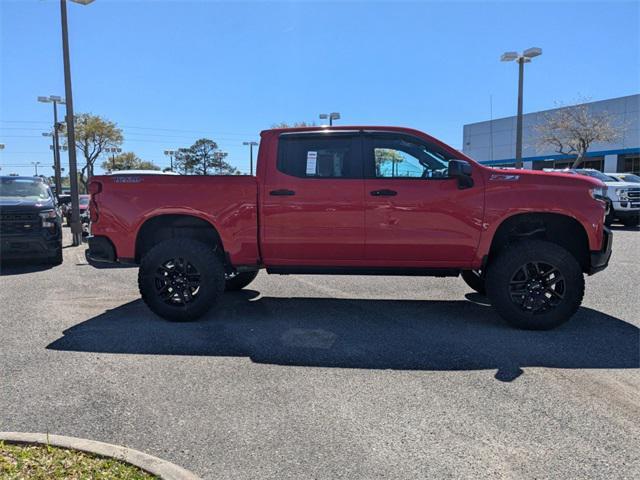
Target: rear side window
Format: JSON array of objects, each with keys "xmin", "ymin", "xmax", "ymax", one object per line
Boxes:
[{"xmin": 277, "ymin": 135, "xmax": 360, "ymax": 178}]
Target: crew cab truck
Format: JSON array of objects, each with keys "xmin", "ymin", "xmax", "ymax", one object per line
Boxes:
[{"xmin": 87, "ymin": 126, "xmax": 612, "ymax": 330}]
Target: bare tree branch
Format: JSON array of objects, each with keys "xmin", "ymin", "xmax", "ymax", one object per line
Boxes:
[{"xmin": 535, "ymin": 98, "xmax": 620, "ymax": 168}]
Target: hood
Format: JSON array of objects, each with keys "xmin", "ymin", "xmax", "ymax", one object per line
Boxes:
[
  {"xmin": 605, "ymin": 180, "xmax": 640, "ymax": 189},
  {"xmin": 485, "ymin": 167, "xmax": 603, "ymax": 188},
  {"xmin": 0, "ymin": 196, "xmax": 55, "ymax": 210}
]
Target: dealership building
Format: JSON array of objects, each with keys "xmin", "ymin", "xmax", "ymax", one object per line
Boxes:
[{"xmin": 462, "ymin": 94, "xmax": 639, "ymax": 174}]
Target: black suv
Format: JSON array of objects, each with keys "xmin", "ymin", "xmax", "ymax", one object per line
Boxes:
[{"xmin": 0, "ymin": 176, "xmax": 63, "ymax": 265}]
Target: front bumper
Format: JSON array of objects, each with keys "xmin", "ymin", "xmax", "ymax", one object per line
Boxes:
[
  {"xmin": 0, "ymin": 232, "xmax": 61, "ymax": 260},
  {"xmin": 611, "ymin": 200, "xmax": 640, "ymax": 217},
  {"xmin": 589, "ymin": 226, "xmax": 613, "ymax": 275}
]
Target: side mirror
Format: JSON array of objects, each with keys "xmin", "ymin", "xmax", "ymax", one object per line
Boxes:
[{"xmin": 449, "ymin": 159, "xmax": 474, "ymax": 189}]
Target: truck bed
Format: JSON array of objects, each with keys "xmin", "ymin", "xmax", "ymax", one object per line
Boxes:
[{"xmin": 90, "ymin": 174, "xmax": 259, "ymax": 265}]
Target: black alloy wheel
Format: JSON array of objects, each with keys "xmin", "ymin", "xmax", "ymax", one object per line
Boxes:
[{"xmin": 508, "ymin": 261, "xmax": 564, "ymax": 314}]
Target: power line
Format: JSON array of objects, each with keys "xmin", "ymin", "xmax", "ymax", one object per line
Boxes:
[{"xmin": 1, "ymin": 120, "xmax": 256, "ymax": 137}]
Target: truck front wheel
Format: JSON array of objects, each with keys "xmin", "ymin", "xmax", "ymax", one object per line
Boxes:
[
  {"xmin": 485, "ymin": 240, "xmax": 584, "ymax": 330},
  {"xmin": 138, "ymin": 239, "xmax": 225, "ymax": 322}
]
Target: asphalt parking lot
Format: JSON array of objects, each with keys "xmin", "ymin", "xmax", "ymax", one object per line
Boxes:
[{"xmin": 1, "ymin": 228, "xmax": 638, "ymax": 479}]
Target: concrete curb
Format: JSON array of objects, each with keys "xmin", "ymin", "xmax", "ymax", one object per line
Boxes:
[{"xmin": 0, "ymin": 432, "xmax": 201, "ymax": 480}]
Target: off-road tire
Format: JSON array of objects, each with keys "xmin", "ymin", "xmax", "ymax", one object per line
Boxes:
[
  {"xmin": 486, "ymin": 240, "xmax": 584, "ymax": 330},
  {"xmin": 461, "ymin": 270, "xmax": 486, "ymax": 295},
  {"xmin": 225, "ymin": 270, "xmax": 259, "ymax": 291},
  {"xmin": 138, "ymin": 238, "xmax": 225, "ymax": 322}
]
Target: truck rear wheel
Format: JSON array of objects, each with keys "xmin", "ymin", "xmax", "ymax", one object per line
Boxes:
[
  {"xmin": 486, "ymin": 240, "xmax": 584, "ymax": 330},
  {"xmin": 138, "ymin": 238, "xmax": 225, "ymax": 322},
  {"xmin": 461, "ymin": 270, "xmax": 486, "ymax": 294},
  {"xmin": 225, "ymin": 270, "xmax": 259, "ymax": 291}
]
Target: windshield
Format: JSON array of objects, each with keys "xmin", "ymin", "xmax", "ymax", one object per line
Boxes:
[
  {"xmin": 79, "ymin": 196, "xmax": 90, "ymax": 206},
  {"xmin": 0, "ymin": 178, "xmax": 52, "ymax": 200},
  {"xmin": 619, "ymin": 174, "xmax": 640, "ymax": 183},
  {"xmin": 575, "ymin": 169, "xmax": 614, "ymax": 182}
]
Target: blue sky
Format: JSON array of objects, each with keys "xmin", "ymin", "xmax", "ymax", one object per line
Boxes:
[{"xmin": 1, "ymin": 0, "xmax": 638, "ymax": 176}]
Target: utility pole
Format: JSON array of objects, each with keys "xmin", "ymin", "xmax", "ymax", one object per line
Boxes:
[
  {"xmin": 60, "ymin": 0, "xmax": 95, "ymax": 246},
  {"xmin": 31, "ymin": 161, "xmax": 41, "ymax": 176},
  {"xmin": 242, "ymin": 141, "xmax": 258, "ymax": 175}
]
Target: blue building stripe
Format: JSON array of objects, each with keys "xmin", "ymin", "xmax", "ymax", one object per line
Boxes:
[{"xmin": 479, "ymin": 147, "xmax": 640, "ymax": 166}]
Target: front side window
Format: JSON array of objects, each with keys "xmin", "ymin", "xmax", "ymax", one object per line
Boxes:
[
  {"xmin": 370, "ymin": 136, "xmax": 451, "ymax": 179},
  {"xmin": 277, "ymin": 135, "xmax": 359, "ymax": 178}
]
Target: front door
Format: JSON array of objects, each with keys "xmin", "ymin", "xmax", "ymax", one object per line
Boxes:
[
  {"xmin": 363, "ymin": 133, "xmax": 484, "ymax": 268},
  {"xmin": 261, "ymin": 132, "xmax": 365, "ymax": 265}
]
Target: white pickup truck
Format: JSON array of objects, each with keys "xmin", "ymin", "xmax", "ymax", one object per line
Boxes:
[{"xmin": 544, "ymin": 168, "xmax": 640, "ymax": 226}]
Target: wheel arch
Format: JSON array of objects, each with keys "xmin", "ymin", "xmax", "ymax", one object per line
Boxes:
[
  {"xmin": 487, "ymin": 212, "xmax": 591, "ymax": 272},
  {"xmin": 135, "ymin": 213, "xmax": 225, "ymax": 263}
]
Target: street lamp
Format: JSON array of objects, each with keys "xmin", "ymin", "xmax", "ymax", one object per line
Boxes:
[
  {"xmin": 50, "ymin": 144, "xmax": 69, "ymax": 152},
  {"xmin": 38, "ymin": 95, "xmax": 65, "ymax": 196},
  {"xmin": 103, "ymin": 147, "xmax": 122, "ymax": 170},
  {"xmin": 31, "ymin": 162, "xmax": 41, "ymax": 176},
  {"xmin": 164, "ymin": 149, "xmax": 176, "ymax": 171},
  {"xmin": 319, "ymin": 112, "xmax": 340, "ymax": 126},
  {"xmin": 42, "ymin": 132, "xmax": 58, "ymax": 182},
  {"xmin": 242, "ymin": 141, "xmax": 258, "ymax": 175},
  {"xmin": 60, "ymin": 0, "xmax": 95, "ymax": 245},
  {"xmin": 501, "ymin": 47, "xmax": 542, "ymax": 169}
]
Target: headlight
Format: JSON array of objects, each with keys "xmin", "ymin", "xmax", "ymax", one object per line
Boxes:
[
  {"xmin": 589, "ymin": 187, "xmax": 607, "ymax": 202},
  {"xmin": 615, "ymin": 188, "xmax": 630, "ymax": 201},
  {"xmin": 39, "ymin": 209, "xmax": 57, "ymax": 228}
]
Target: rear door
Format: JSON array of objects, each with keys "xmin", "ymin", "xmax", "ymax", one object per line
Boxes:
[
  {"xmin": 363, "ymin": 132, "xmax": 484, "ymax": 267},
  {"xmin": 260, "ymin": 132, "xmax": 365, "ymax": 265}
]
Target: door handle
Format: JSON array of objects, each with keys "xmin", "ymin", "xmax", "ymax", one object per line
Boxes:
[
  {"xmin": 370, "ymin": 189, "xmax": 397, "ymax": 196},
  {"xmin": 270, "ymin": 189, "xmax": 296, "ymax": 196}
]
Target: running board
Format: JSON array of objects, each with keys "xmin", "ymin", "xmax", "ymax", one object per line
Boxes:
[{"xmin": 266, "ymin": 266, "xmax": 461, "ymax": 277}]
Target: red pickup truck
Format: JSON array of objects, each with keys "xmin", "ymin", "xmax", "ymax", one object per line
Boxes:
[{"xmin": 87, "ymin": 126, "xmax": 612, "ymax": 330}]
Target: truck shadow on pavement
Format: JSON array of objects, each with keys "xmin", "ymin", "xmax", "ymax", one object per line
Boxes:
[
  {"xmin": 0, "ymin": 261, "xmax": 54, "ymax": 276},
  {"xmin": 47, "ymin": 290, "xmax": 639, "ymax": 382}
]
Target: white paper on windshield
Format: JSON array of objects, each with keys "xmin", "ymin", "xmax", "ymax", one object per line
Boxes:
[{"xmin": 306, "ymin": 151, "xmax": 317, "ymax": 175}]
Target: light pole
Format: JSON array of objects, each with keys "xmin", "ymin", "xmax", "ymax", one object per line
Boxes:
[
  {"xmin": 38, "ymin": 95, "xmax": 65, "ymax": 196},
  {"xmin": 242, "ymin": 141, "xmax": 258, "ymax": 175},
  {"xmin": 319, "ymin": 112, "xmax": 340, "ymax": 126},
  {"xmin": 31, "ymin": 162, "xmax": 41, "ymax": 176},
  {"xmin": 164, "ymin": 149, "xmax": 176, "ymax": 171},
  {"xmin": 60, "ymin": 0, "xmax": 95, "ymax": 245},
  {"xmin": 42, "ymin": 132, "xmax": 57, "ymax": 184},
  {"xmin": 501, "ymin": 47, "xmax": 542, "ymax": 169},
  {"xmin": 103, "ymin": 147, "xmax": 122, "ymax": 170}
]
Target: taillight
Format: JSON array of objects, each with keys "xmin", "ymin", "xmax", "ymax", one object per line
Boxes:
[
  {"xmin": 88, "ymin": 181, "xmax": 102, "ymax": 195},
  {"xmin": 88, "ymin": 180, "xmax": 101, "ymax": 222}
]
